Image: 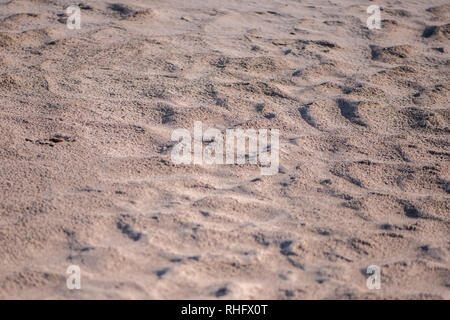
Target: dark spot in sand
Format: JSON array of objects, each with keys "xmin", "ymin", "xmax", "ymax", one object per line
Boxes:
[
  {"xmin": 284, "ymin": 290, "xmax": 294, "ymax": 297},
  {"xmin": 317, "ymin": 228, "xmax": 330, "ymax": 236},
  {"xmin": 403, "ymin": 203, "xmax": 423, "ymax": 218},
  {"xmin": 188, "ymin": 256, "xmax": 199, "ymax": 261},
  {"xmin": 156, "ymin": 267, "xmax": 170, "ymax": 279},
  {"xmin": 108, "ymin": 3, "xmax": 132, "ymax": 16},
  {"xmin": 422, "ymin": 26, "xmax": 439, "ymax": 38},
  {"xmin": 254, "ymin": 233, "xmax": 270, "ymax": 246},
  {"xmin": 320, "ymin": 179, "xmax": 332, "ymax": 185},
  {"xmin": 316, "ymin": 279, "xmax": 326, "ymax": 284},
  {"xmin": 337, "ymin": 99, "xmax": 366, "ymax": 127},
  {"xmin": 380, "ymin": 223, "xmax": 393, "ymax": 230},
  {"xmin": 200, "ymin": 211, "xmax": 210, "ymax": 217},
  {"xmin": 117, "ymin": 221, "xmax": 142, "ymax": 241},
  {"xmin": 79, "ymin": 3, "xmax": 93, "ymax": 10},
  {"xmin": 215, "ymin": 287, "xmax": 228, "ymax": 297},
  {"xmin": 80, "ymin": 186, "xmax": 102, "ymax": 193},
  {"xmin": 48, "ymin": 134, "xmax": 74, "ymax": 144},
  {"xmin": 280, "ymin": 240, "xmax": 296, "ymax": 256}
]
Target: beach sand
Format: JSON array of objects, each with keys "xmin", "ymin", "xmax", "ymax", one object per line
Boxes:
[{"xmin": 0, "ymin": 0, "xmax": 449, "ymax": 299}]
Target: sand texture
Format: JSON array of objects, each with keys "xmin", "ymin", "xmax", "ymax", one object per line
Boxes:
[{"xmin": 0, "ymin": 0, "xmax": 449, "ymax": 299}]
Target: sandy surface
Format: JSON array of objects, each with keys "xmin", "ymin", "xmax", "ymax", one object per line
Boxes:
[{"xmin": 0, "ymin": 0, "xmax": 449, "ymax": 299}]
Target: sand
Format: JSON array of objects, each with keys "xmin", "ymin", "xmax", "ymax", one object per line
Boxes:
[{"xmin": 0, "ymin": 0, "xmax": 449, "ymax": 299}]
